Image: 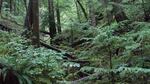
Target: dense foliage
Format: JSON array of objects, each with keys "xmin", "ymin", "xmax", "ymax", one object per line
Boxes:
[
  {"xmin": 0, "ymin": 0, "xmax": 150, "ymax": 84},
  {"xmin": 0, "ymin": 31, "xmax": 65, "ymax": 83}
]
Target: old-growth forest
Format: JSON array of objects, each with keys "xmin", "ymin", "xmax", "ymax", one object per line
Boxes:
[{"xmin": 0, "ymin": 0, "xmax": 150, "ymax": 84}]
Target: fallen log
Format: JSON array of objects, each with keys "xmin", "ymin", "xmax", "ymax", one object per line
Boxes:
[
  {"xmin": 0, "ymin": 24, "xmax": 15, "ymax": 32},
  {"xmin": 0, "ymin": 23, "xmax": 75, "ymax": 60},
  {"xmin": 57, "ymin": 73, "xmax": 101, "ymax": 84},
  {"xmin": 40, "ymin": 41, "xmax": 90, "ymax": 65},
  {"xmin": 71, "ymin": 38, "xmax": 93, "ymax": 47},
  {"xmin": 40, "ymin": 41, "xmax": 76, "ymax": 60},
  {"xmin": 65, "ymin": 67, "xmax": 150, "ymax": 84},
  {"xmin": 40, "ymin": 30, "xmax": 50, "ymax": 35},
  {"xmin": 0, "ymin": 20, "xmax": 23, "ymax": 34},
  {"xmin": 0, "ymin": 21, "xmax": 90, "ymax": 64},
  {"xmin": 1, "ymin": 15, "xmax": 24, "ymax": 27},
  {"xmin": 67, "ymin": 60, "xmax": 90, "ymax": 65},
  {"xmin": 70, "ymin": 73, "xmax": 101, "ymax": 84}
]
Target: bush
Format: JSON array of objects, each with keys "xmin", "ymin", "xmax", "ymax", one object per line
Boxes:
[{"xmin": 0, "ymin": 31, "xmax": 65, "ymax": 84}]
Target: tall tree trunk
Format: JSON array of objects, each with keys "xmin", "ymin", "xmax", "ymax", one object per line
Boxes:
[
  {"xmin": 48, "ymin": 0, "xmax": 56, "ymax": 37},
  {"xmin": 13, "ymin": 0, "xmax": 16, "ymax": 14},
  {"xmin": 56, "ymin": 0, "xmax": 61, "ymax": 33},
  {"xmin": 9, "ymin": 0, "xmax": 13, "ymax": 12},
  {"xmin": 32, "ymin": 0, "xmax": 40, "ymax": 47},
  {"xmin": 48, "ymin": 0, "xmax": 56, "ymax": 39},
  {"xmin": 0, "ymin": 0, "xmax": 3, "ymax": 15},
  {"xmin": 23, "ymin": 0, "xmax": 40, "ymax": 47},
  {"xmin": 24, "ymin": 0, "xmax": 33, "ymax": 31}
]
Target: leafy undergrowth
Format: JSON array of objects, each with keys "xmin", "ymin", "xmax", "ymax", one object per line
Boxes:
[
  {"xmin": 53, "ymin": 21, "xmax": 150, "ymax": 83},
  {"xmin": 0, "ymin": 20, "xmax": 150, "ymax": 84},
  {"xmin": 0, "ymin": 31, "xmax": 65, "ymax": 84},
  {"xmin": 83, "ymin": 21, "xmax": 150, "ymax": 67}
]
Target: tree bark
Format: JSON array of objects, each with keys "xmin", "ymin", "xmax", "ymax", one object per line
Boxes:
[
  {"xmin": 48, "ymin": 0, "xmax": 56, "ymax": 39},
  {"xmin": 56, "ymin": 0, "xmax": 61, "ymax": 33},
  {"xmin": 23, "ymin": 0, "xmax": 40, "ymax": 47},
  {"xmin": 9, "ymin": 0, "xmax": 13, "ymax": 13},
  {"xmin": 75, "ymin": 0, "xmax": 81, "ymax": 22},
  {"xmin": 76, "ymin": 0, "xmax": 88, "ymax": 20},
  {"xmin": 32, "ymin": 0, "xmax": 40, "ymax": 47},
  {"xmin": 24, "ymin": 0, "xmax": 33, "ymax": 31},
  {"xmin": 0, "ymin": 0, "xmax": 3, "ymax": 14}
]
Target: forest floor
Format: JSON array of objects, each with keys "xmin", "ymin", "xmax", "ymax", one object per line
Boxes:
[{"xmin": 0, "ymin": 20, "xmax": 150, "ymax": 84}]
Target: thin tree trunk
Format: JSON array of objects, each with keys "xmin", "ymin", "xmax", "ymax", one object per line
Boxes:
[
  {"xmin": 0, "ymin": 0, "xmax": 3, "ymax": 14},
  {"xmin": 75, "ymin": 0, "xmax": 81, "ymax": 23},
  {"xmin": 13, "ymin": 0, "xmax": 16, "ymax": 14},
  {"xmin": 24, "ymin": 0, "xmax": 33, "ymax": 31},
  {"xmin": 109, "ymin": 49, "xmax": 115, "ymax": 84},
  {"xmin": 9, "ymin": 0, "xmax": 13, "ymax": 12},
  {"xmin": 56, "ymin": 0, "xmax": 61, "ymax": 33},
  {"xmin": 76, "ymin": 0, "xmax": 88, "ymax": 20}
]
